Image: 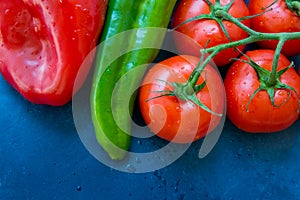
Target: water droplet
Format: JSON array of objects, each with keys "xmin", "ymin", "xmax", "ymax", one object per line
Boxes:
[
  {"xmin": 135, "ymin": 157, "xmax": 141, "ymax": 164},
  {"xmin": 240, "ymin": 104, "xmax": 246, "ymax": 111},
  {"xmin": 226, "ymin": 23, "xmax": 232, "ymax": 28},
  {"xmin": 85, "ymin": 32, "xmax": 91, "ymax": 38},
  {"xmin": 235, "ymin": 153, "xmax": 242, "ymax": 158},
  {"xmin": 278, "ymin": 90, "xmax": 286, "ymax": 96},
  {"xmin": 4, "ymin": 9, "xmax": 10, "ymax": 15},
  {"xmin": 205, "ymin": 31, "xmax": 213, "ymax": 36},
  {"xmin": 193, "ymin": 28, "xmax": 199, "ymax": 34},
  {"xmin": 76, "ymin": 186, "xmax": 82, "ymax": 191},
  {"xmin": 126, "ymin": 164, "xmax": 136, "ymax": 173},
  {"xmin": 259, "ymin": 21, "xmax": 264, "ymax": 26},
  {"xmin": 174, "ymin": 186, "xmax": 178, "ymax": 192}
]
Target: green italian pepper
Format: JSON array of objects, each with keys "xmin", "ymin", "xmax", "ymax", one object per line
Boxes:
[{"xmin": 91, "ymin": 0, "xmax": 177, "ymax": 160}]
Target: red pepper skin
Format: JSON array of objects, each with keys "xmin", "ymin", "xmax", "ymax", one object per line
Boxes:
[{"xmin": 0, "ymin": 0, "xmax": 108, "ymax": 106}]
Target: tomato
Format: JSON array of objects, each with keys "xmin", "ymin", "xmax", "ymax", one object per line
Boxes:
[
  {"xmin": 139, "ymin": 55, "xmax": 225, "ymax": 143},
  {"xmin": 0, "ymin": 0, "xmax": 108, "ymax": 106},
  {"xmin": 224, "ymin": 49, "xmax": 300, "ymax": 133},
  {"xmin": 248, "ymin": 0, "xmax": 300, "ymax": 56},
  {"xmin": 171, "ymin": 0, "xmax": 250, "ymax": 67}
]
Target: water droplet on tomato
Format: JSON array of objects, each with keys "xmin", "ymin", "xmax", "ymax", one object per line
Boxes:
[
  {"xmin": 277, "ymin": 90, "xmax": 287, "ymax": 97},
  {"xmin": 205, "ymin": 31, "xmax": 213, "ymax": 36},
  {"xmin": 193, "ymin": 29, "xmax": 199, "ymax": 35},
  {"xmin": 226, "ymin": 23, "xmax": 232, "ymax": 28},
  {"xmin": 259, "ymin": 21, "xmax": 264, "ymax": 26},
  {"xmin": 240, "ymin": 104, "xmax": 246, "ymax": 111}
]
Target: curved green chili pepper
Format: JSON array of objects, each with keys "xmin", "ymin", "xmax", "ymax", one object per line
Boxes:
[{"xmin": 91, "ymin": 0, "xmax": 177, "ymax": 160}]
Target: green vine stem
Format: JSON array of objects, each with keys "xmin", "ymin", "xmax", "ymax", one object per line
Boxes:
[
  {"xmin": 155, "ymin": 0, "xmax": 300, "ymax": 115},
  {"xmin": 268, "ymin": 37, "xmax": 287, "ymax": 86},
  {"xmin": 197, "ymin": 10, "xmax": 300, "ymax": 88},
  {"xmin": 286, "ymin": 0, "xmax": 300, "ymax": 16}
]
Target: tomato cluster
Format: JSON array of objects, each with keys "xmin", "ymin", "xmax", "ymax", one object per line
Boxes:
[{"xmin": 139, "ymin": 0, "xmax": 300, "ymax": 143}]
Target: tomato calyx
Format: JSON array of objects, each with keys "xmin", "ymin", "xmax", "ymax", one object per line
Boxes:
[
  {"xmin": 172, "ymin": 0, "xmax": 236, "ymax": 41},
  {"xmin": 145, "ymin": 51, "xmax": 223, "ymax": 117},
  {"xmin": 147, "ymin": 77, "xmax": 222, "ymax": 117},
  {"xmin": 236, "ymin": 53, "xmax": 299, "ymax": 112},
  {"xmin": 285, "ymin": 0, "xmax": 300, "ymax": 16}
]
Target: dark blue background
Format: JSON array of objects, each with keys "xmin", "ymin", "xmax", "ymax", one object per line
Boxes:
[
  {"xmin": 1, "ymin": 74, "xmax": 300, "ymax": 200},
  {"xmin": 1, "ymin": 0, "xmax": 300, "ymax": 199}
]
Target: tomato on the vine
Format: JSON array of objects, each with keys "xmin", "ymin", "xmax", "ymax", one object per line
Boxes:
[
  {"xmin": 248, "ymin": 0, "xmax": 300, "ymax": 56},
  {"xmin": 139, "ymin": 55, "xmax": 225, "ymax": 143},
  {"xmin": 171, "ymin": 0, "xmax": 250, "ymax": 67},
  {"xmin": 224, "ymin": 49, "xmax": 300, "ymax": 133},
  {"xmin": 0, "ymin": 0, "xmax": 107, "ymax": 105}
]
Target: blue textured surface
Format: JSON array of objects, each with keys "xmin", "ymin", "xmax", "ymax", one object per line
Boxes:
[{"xmin": 1, "ymin": 70, "xmax": 300, "ymax": 200}]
